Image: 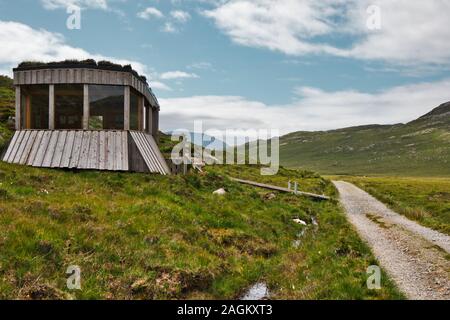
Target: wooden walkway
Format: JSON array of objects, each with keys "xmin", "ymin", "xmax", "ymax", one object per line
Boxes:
[{"xmin": 229, "ymin": 177, "xmax": 330, "ymax": 200}]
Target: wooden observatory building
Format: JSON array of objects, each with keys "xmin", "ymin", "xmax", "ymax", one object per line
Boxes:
[{"xmin": 1, "ymin": 60, "xmax": 170, "ymax": 174}]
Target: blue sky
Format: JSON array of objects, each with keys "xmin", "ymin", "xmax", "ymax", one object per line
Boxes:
[{"xmin": 1, "ymin": 0, "xmax": 450, "ymax": 134}]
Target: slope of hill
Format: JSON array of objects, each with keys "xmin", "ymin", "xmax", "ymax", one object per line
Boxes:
[
  {"xmin": 0, "ymin": 161, "xmax": 403, "ymax": 299},
  {"xmin": 280, "ymin": 103, "xmax": 450, "ymax": 176},
  {"xmin": 0, "ymin": 75, "xmax": 14, "ymax": 149}
]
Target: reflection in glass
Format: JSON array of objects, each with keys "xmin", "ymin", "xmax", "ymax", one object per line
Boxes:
[
  {"xmin": 89, "ymin": 85, "xmax": 124, "ymax": 130},
  {"xmin": 21, "ymin": 85, "xmax": 49, "ymax": 129},
  {"xmin": 130, "ymin": 89, "xmax": 139, "ymax": 130},
  {"xmin": 55, "ymin": 85, "xmax": 83, "ymax": 129}
]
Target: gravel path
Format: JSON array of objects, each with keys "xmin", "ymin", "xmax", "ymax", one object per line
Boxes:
[{"xmin": 333, "ymin": 181, "xmax": 450, "ymax": 300}]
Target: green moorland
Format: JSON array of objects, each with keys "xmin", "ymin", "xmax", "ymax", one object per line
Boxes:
[
  {"xmin": 336, "ymin": 176, "xmax": 450, "ymax": 236},
  {"xmin": 0, "ymin": 75, "xmax": 14, "ymax": 149},
  {"xmin": 0, "ymin": 74, "xmax": 403, "ymax": 299},
  {"xmin": 0, "ymin": 161, "xmax": 403, "ymax": 300},
  {"xmin": 280, "ymin": 102, "xmax": 450, "ymax": 177}
]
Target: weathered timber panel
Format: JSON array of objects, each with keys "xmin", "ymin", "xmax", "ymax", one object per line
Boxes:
[
  {"xmin": 27, "ymin": 131, "xmax": 44, "ymax": 165},
  {"xmin": 42, "ymin": 131, "xmax": 59, "ymax": 167},
  {"xmin": 52, "ymin": 130, "xmax": 67, "ymax": 167},
  {"xmin": 2, "ymin": 130, "xmax": 169, "ymax": 174},
  {"xmin": 19, "ymin": 130, "xmax": 37, "ymax": 164},
  {"xmin": 13, "ymin": 130, "xmax": 31, "ymax": 163},
  {"xmin": 3, "ymin": 131, "xmax": 20, "ymax": 162},
  {"xmin": 61, "ymin": 130, "xmax": 75, "ymax": 167},
  {"xmin": 129, "ymin": 131, "xmax": 170, "ymax": 175}
]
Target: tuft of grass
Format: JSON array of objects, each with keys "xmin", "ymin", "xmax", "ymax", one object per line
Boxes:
[{"xmin": 365, "ymin": 213, "xmax": 390, "ymax": 229}]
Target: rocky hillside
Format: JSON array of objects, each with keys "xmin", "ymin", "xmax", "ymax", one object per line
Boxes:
[{"xmin": 280, "ymin": 102, "xmax": 450, "ymax": 176}]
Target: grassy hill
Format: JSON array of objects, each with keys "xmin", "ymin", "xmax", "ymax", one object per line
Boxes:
[
  {"xmin": 0, "ymin": 75, "xmax": 14, "ymax": 150},
  {"xmin": 280, "ymin": 102, "xmax": 450, "ymax": 176},
  {"xmin": 0, "ymin": 162, "xmax": 402, "ymax": 299}
]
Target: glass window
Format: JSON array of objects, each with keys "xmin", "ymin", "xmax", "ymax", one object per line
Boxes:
[
  {"xmin": 89, "ymin": 85, "xmax": 124, "ymax": 130},
  {"xmin": 55, "ymin": 85, "xmax": 83, "ymax": 129},
  {"xmin": 21, "ymin": 85, "xmax": 49, "ymax": 129},
  {"xmin": 130, "ymin": 89, "xmax": 140, "ymax": 130}
]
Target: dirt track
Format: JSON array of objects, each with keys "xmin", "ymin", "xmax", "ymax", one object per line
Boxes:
[{"xmin": 333, "ymin": 181, "xmax": 450, "ymax": 300}]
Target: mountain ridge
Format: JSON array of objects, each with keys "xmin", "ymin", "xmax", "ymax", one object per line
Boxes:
[{"xmin": 279, "ymin": 102, "xmax": 450, "ymax": 176}]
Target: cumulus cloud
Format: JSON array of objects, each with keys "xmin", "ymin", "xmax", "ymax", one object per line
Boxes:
[
  {"xmin": 162, "ymin": 22, "xmax": 177, "ymax": 33},
  {"xmin": 137, "ymin": 7, "xmax": 164, "ymax": 20},
  {"xmin": 0, "ymin": 20, "xmax": 173, "ymax": 92},
  {"xmin": 160, "ymin": 71, "xmax": 199, "ymax": 80},
  {"xmin": 170, "ymin": 10, "xmax": 191, "ymax": 23},
  {"xmin": 203, "ymin": 0, "xmax": 343, "ymax": 55},
  {"xmin": 203, "ymin": 0, "xmax": 450, "ymax": 67},
  {"xmin": 151, "ymin": 81, "xmax": 172, "ymax": 91},
  {"xmin": 159, "ymin": 79, "xmax": 450, "ymax": 134},
  {"xmin": 187, "ymin": 62, "xmax": 213, "ymax": 70}
]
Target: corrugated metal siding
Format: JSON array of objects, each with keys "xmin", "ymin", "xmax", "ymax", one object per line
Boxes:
[
  {"xmin": 2, "ymin": 130, "xmax": 169, "ymax": 174},
  {"xmin": 129, "ymin": 131, "xmax": 170, "ymax": 175}
]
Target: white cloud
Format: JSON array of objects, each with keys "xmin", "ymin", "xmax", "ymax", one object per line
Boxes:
[
  {"xmin": 170, "ymin": 10, "xmax": 191, "ymax": 23},
  {"xmin": 187, "ymin": 62, "xmax": 213, "ymax": 70},
  {"xmin": 203, "ymin": 0, "xmax": 450, "ymax": 67},
  {"xmin": 162, "ymin": 22, "xmax": 177, "ymax": 33},
  {"xmin": 0, "ymin": 20, "xmax": 169, "ymax": 88},
  {"xmin": 202, "ymin": 0, "xmax": 348, "ymax": 56},
  {"xmin": 346, "ymin": 1, "xmax": 450, "ymax": 66},
  {"xmin": 40, "ymin": 0, "xmax": 108, "ymax": 10},
  {"xmin": 159, "ymin": 79, "xmax": 450, "ymax": 134},
  {"xmin": 137, "ymin": 7, "xmax": 164, "ymax": 20},
  {"xmin": 160, "ymin": 71, "xmax": 199, "ymax": 80}
]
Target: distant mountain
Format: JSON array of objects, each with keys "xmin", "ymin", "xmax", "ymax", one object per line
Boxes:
[
  {"xmin": 165, "ymin": 131, "xmax": 229, "ymax": 151},
  {"xmin": 280, "ymin": 102, "xmax": 450, "ymax": 176}
]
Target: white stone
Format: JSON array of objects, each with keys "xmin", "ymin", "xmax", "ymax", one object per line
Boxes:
[
  {"xmin": 293, "ymin": 219, "xmax": 307, "ymax": 225},
  {"xmin": 213, "ymin": 188, "xmax": 227, "ymax": 195}
]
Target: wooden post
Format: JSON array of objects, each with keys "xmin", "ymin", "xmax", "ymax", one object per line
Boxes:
[
  {"xmin": 152, "ymin": 108, "xmax": 158, "ymax": 138},
  {"xmin": 155, "ymin": 109, "xmax": 159, "ymax": 136},
  {"xmin": 147, "ymin": 106, "xmax": 153, "ymax": 134},
  {"xmin": 49, "ymin": 84, "xmax": 55, "ymax": 129},
  {"xmin": 144, "ymin": 106, "xmax": 148, "ymax": 133},
  {"xmin": 83, "ymin": 84, "xmax": 89, "ymax": 129},
  {"xmin": 294, "ymin": 182, "xmax": 298, "ymax": 195},
  {"xmin": 25, "ymin": 95, "xmax": 31, "ymax": 129},
  {"xmin": 15, "ymin": 86, "xmax": 21, "ymax": 130},
  {"xmin": 124, "ymin": 86, "xmax": 130, "ymax": 130}
]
